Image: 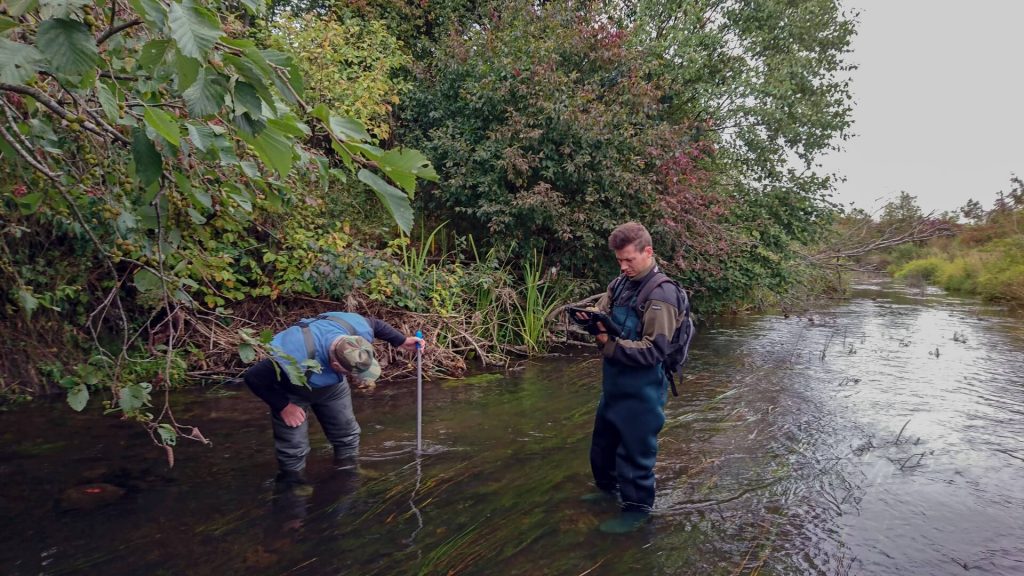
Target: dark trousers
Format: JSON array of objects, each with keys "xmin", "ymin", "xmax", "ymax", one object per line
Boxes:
[
  {"xmin": 246, "ymin": 359, "xmax": 361, "ymax": 472},
  {"xmin": 589, "ymin": 395, "xmax": 664, "ymax": 513}
]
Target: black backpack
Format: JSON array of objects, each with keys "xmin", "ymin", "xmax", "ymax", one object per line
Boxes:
[{"xmin": 613, "ymin": 271, "xmax": 696, "ymax": 396}]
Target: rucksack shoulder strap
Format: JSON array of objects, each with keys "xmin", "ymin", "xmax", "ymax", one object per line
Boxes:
[
  {"xmin": 293, "ymin": 314, "xmax": 358, "ymax": 366},
  {"xmin": 315, "ymin": 313, "xmax": 356, "ymax": 334},
  {"xmin": 635, "ymin": 271, "xmax": 674, "ymax": 313}
]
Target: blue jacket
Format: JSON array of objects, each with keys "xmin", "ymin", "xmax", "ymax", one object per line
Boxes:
[{"xmin": 270, "ymin": 312, "xmax": 374, "ymax": 388}]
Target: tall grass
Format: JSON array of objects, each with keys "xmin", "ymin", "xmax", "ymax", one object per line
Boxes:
[
  {"xmin": 512, "ymin": 250, "xmax": 562, "ymax": 352},
  {"xmin": 399, "ymin": 221, "xmax": 448, "ymax": 277}
]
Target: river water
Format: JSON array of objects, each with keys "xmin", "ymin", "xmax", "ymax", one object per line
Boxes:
[{"xmin": 1, "ymin": 277, "xmax": 1022, "ymax": 575}]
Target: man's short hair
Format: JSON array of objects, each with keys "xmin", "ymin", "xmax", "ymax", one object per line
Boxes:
[{"xmin": 608, "ymin": 222, "xmax": 652, "ymax": 251}]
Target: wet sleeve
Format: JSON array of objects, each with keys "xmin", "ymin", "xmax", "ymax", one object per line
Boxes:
[
  {"xmin": 369, "ymin": 318, "xmax": 408, "ymax": 347},
  {"xmin": 601, "ymin": 298, "xmax": 679, "ymax": 368}
]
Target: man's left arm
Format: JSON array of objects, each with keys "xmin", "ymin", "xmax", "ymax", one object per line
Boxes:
[
  {"xmin": 369, "ymin": 318, "xmax": 425, "ymax": 351},
  {"xmin": 600, "ymin": 298, "xmax": 679, "ymax": 367}
]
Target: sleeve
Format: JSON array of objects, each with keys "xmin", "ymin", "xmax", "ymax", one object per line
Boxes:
[
  {"xmin": 243, "ymin": 359, "xmax": 291, "ymax": 413},
  {"xmin": 601, "ymin": 288, "xmax": 680, "ymax": 368},
  {"xmin": 369, "ymin": 317, "xmax": 408, "ymax": 347}
]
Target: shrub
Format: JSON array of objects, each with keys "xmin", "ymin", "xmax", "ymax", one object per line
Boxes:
[
  {"xmin": 894, "ymin": 257, "xmax": 947, "ymax": 283},
  {"xmin": 934, "ymin": 257, "xmax": 981, "ymax": 293}
]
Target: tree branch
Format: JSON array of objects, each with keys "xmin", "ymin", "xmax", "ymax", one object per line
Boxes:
[
  {"xmin": 0, "ymin": 82, "xmax": 131, "ymax": 145},
  {"xmin": 96, "ymin": 19, "xmax": 144, "ymax": 46}
]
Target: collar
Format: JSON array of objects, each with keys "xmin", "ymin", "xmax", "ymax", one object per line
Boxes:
[{"xmin": 627, "ymin": 260, "xmax": 658, "ymax": 284}]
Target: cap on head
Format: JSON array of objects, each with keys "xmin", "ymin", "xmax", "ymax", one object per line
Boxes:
[{"xmin": 335, "ymin": 335, "xmax": 381, "ymax": 383}]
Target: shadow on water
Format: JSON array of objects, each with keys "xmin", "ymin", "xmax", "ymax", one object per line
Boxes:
[{"xmin": 2, "ymin": 276, "xmax": 1023, "ymax": 575}]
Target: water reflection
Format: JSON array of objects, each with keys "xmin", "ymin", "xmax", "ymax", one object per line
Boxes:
[{"xmin": 1, "ymin": 277, "xmax": 1023, "ymax": 575}]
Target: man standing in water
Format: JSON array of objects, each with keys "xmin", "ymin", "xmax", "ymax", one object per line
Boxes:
[
  {"xmin": 582, "ymin": 222, "xmax": 687, "ymax": 533},
  {"xmin": 244, "ymin": 311, "xmax": 424, "ymax": 484}
]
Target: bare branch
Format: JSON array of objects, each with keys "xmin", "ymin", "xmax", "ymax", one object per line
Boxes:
[{"xmin": 96, "ymin": 19, "xmax": 144, "ymax": 46}]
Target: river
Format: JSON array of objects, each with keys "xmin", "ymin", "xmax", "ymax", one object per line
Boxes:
[{"xmin": 1, "ymin": 277, "xmax": 1022, "ymax": 575}]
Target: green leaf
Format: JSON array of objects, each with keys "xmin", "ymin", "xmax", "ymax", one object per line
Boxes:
[
  {"xmin": 377, "ymin": 148, "xmax": 439, "ymax": 195},
  {"xmin": 223, "ymin": 53, "xmax": 274, "ymax": 106},
  {"xmin": 156, "ymin": 424, "xmax": 177, "ymax": 446},
  {"xmin": 328, "ymin": 114, "xmax": 370, "ymax": 143},
  {"xmin": 182, "ymin": 68, "xmax": 227, "ymax": 117},
  {"xmin": 130, "ymin": 0, "xmax": 167, "ymax": 29},
  {"xmin": 67, "ymin": 383, "xmax": 89, "ymax": 411},
  {"xmin": 0, "ymin": 38, "xmax": 45, "ymax": 84},
  {"xmin": 17, "ymin": 287, "xmax": 39, "ymax": 319},
  {"xmin": 249, "ymin": 125, "xmax": 293, "ymax": 175},
  {"xmin": 39, "ymin": 0, "xmax": 91, "ymax": 19},
  {"xmin": 186, "ymin": 122, "xmax": 215, "ymax": 152},
  {"xmin": 232, "ymin": 112, "xmax": 265, "ymax": 138},
  {"xmin": 96, "ymin": 80, "xmax": 119, "ymax": 123},
  {"xmin": 0, "ymin": 16, "xmax": 19, "ymax": 33},
  {"xmin": 233, "ymin": 81, "xmax": 262, "ymax": 116},
  {"xmin": 239, "ymin": 160, "xmax": 259, "ymax": 178},
  {"xmin": 15, "ymin": 191, "xmax": 44, "ymax": 214},
  {"xmin": 36, "ymin": 18, "xmax": 97, "ymax": 77},
  {"xmin": 261, "ymin": 49, "xmax": 304, "ymax": 105},
  {"xmin": 238, "ymin": 343, "xmax": 256, "ymax": 363},
  {"xmin": 221, "ymin": 37, "xmax": 256, "ymax": 50},
  {"xmin": 228, "ymin": 187, "xmax": 252, "ymax": 211},
  {"xmin": 184, "ymin": 180, "xmax": 212, "ymax": 210},
  {"xmin": 140, "ymin": 39, "xmax": 171, "ymax": 68},
  {"xmin": 133, "ymin": 268, "xmax": 161, "ymax": 292},
  {"xmin": 331, "ymin": 141, "xmax": 355, "ymax": 172},
  {"xmin": 358, "ymin": 168, "xmax": 413, "ymax": 234},
  {"xmin": 187, "ymin": 207, "xmax": 206, "ymax": 224},
  {"xmin": 144, "ymin": 107, "xmax": 181, "ymax": 147},
  {"xmin": 132, "ymin": 127, "xmax": 163, "ymax": 187},
  {"xmin": 116, "ymin": 210, "xmax": 137, "ymax": 235},
  {"xmin": 5, "ymin": 0, "xmax": 39, "ymax": 18},
  {"xmin": 167, "ymin": 0, "xmax": 221, "ymax": 60},
  {"xmin": 174, "ymin": 50, "xmax": 201, "ymax": 89},
  {"xmin": 344, "ymin": 141, "xmax": 384, "ymax": 161},
  {"xmin": 238, "ymin": 0, "xmax": 264, "ymax": 15},
  {"xmin": 119, "ymin": 381, "xmax": 152, "ymax": 413}
]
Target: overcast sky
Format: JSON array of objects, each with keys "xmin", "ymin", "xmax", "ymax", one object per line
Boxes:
[{"xmin": 818, "ymin": 0, "xmax": 1023, "ymax": 216}]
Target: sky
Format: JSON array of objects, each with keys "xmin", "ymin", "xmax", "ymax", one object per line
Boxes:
[{"xmin": 818, "ymin": 1, "xmax": 1024, "ymax": 216}]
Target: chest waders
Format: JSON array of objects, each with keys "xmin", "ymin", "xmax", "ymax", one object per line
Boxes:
[{"xmin": 589, "ymin": 276, "xmax": 668, "ymax": 514}]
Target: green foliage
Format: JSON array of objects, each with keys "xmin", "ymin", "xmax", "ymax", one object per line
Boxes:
[
  {"xmin": 266, "ymin": 12, "xmax": 411, "ymax": 140},
  {"xmin": 0, "ymin": 0, "xmax": 437, "ymax": 454},
  {"xmin": 975, "ymin": 237, "xmax": 1024, "ymax": 302},
  {"xmin": 513, "ymin": 251, "xmax": 562, "ymax": 353},
  {"xmin": 399, "ymin": 0, "xmax": 672, "ymax": 277},
  {"xmin": 880, "ymin": 191, "xmax": 925, "ymax": 228},
  {"xmin": 894, "ymin": 257, "xmax": 946, "ymax": 284},
  {"xmin": 893, "ymin": 236, "xmax": 1024, "ymax": 304},
  {"xmin": 398, "ymin": 0, "xmax": 855, "ymax": 311}
]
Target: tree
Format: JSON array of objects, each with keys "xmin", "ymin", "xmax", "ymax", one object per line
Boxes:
[
  {"xmin": 880, "ymin": 191, "xmax": 924, "ymax": 227},
  {"xmin": 0, "ymin": 0, "xmax": 435, "ymax": 456},
  {"xmin": 960, "ymin": 198, "xmax": 985, "ymax": 224},
  {"xmin": 398, "ymin": 0, "xmax": 676, "ymax": 276},
  {"xmin": 397, "ymin": 0, "xmax": 858, "ymax": 310}
]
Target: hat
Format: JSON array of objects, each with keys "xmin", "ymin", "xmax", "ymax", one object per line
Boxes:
[{"xmin": 334, "ymin": 335, "xmax": 381, "ymax": 383}]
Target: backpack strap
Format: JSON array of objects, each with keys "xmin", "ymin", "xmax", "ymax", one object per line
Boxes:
[
  {"xmin": 295, "ymin": 314, "xmax": 358, "ymax": 370},
  {"xmin": 635, "ymin": 271, "xmax": 672, "ymax": 315},
  {"xmin": 634, "ymin": 271, "xmax": 692, "ymax": 398}
]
